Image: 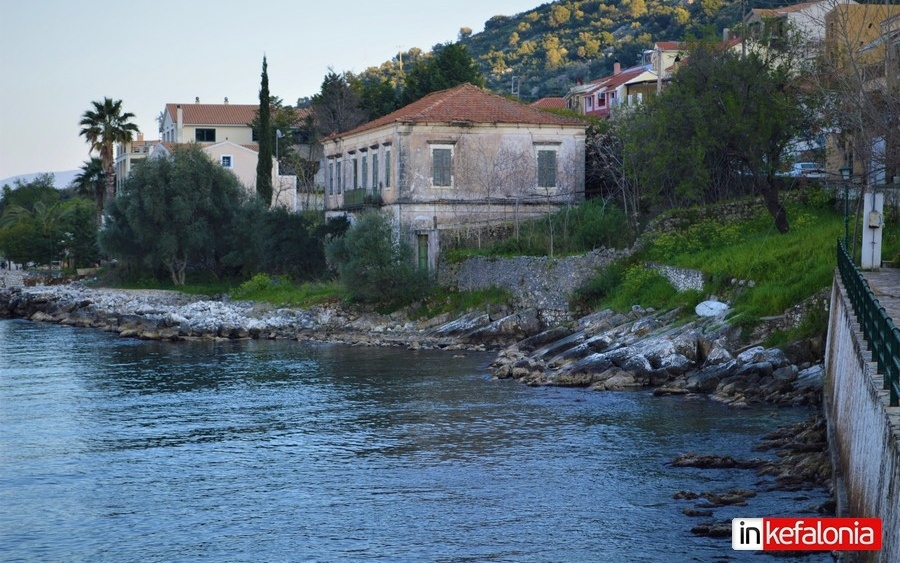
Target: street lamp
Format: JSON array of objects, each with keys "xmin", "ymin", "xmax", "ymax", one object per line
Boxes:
[
  {"xmin": 275, "ymin": 129, "xmax": 284, "ymax": 175},
  {"xmin": 840, "ymin": 165, "xmax": 852, "ymax": 248}
]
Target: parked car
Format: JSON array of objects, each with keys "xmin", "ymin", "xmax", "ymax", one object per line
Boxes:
[{"xmin": 788, "ymin": 162, "xmax": 826, "ymax": 179}]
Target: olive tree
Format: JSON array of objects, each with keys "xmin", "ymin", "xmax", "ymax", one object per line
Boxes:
[
  {"xmin": 622, "ymin": 41, "xmax": 814, "ymax": 232},
  {"xmin": 100, "ymin": 144, "xmax": 245, "ymax": 285}
]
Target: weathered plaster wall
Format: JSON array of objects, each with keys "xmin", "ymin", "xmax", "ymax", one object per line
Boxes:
[{"xmin": 824, "ymin": 277, "xmax": 900, "ymax": 562}]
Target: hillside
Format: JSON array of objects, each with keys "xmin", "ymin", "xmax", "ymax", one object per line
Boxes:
[{"xmin": 361, "ymin": 0, "xmax": 752, "ymax": 102}]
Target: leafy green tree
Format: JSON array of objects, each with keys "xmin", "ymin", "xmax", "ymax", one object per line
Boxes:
[
  {"xmin": 549, "ymin": 5, "xmax": 570, "ymax": 27},
  {"xmin": 325, "ymin": 211, "xmax": 431, "ymax": 307},
  {"xmin": 354, "ymin": 73, "xmax": 402, "ymax": 121},
  {"xmin": 72, "ymin": 158, "xmax": 105, "ymax": 223},
  {"xmin": 402, "ymin": 42, "xmax": 485, "ymax": 104},
  {"xmin": 100, "ymin": 144, "xmax": 246, "ymax": 285},
  {"xmin": 224, "ymin": 203, "xmax": 347, "ymax": 281},
  {"xmin": 622, "ymin": 42, "xmax": 811, "ymax": 232},
  {"xmin": 0, "ymin": 201, "xmax": 74, "ymax": 267},
  {"xmin": 78, "ymin": 98, "xmax": 139, "ymax": 218},
  {"xmin": 59, "ymin": 198, "xmax": 101, "ymax": 268},
  {"xmin": 0, "ymin": 173, "xmax": 59, "ymax": 216},
  {"xmin": 256, "ymin": 56, "xmax": 273, "ymax": 205}
]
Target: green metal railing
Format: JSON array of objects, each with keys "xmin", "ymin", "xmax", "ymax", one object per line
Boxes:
[
  {"xmin": 837, "ymin": 240, "xmax": 900, "ymax": 407},
  {"xmin": 341, "ymin": 188, "xmax": 383, "ymax": 210}
]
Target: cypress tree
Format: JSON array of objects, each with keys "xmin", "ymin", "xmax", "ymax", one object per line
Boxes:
[{"xmin": 255, "ymin": 56, "xmax": 273, "ymax": 204}]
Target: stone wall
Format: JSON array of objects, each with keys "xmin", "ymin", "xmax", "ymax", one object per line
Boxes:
[
  {"xmin": 439, "ymin": 247, "xmax": 628, "ymax": 325},
  {"xmin": 824, "ymin": 276, "xmax": 900, "ymax": 562},
  {"xmin": 647, "ymin": 263, "xmax": 705, "ymax": 292}
]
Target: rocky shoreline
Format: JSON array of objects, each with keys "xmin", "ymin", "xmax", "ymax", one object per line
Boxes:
[
  {"xmin": 0, "ymin": 280, "xmax": 826, "ymax": 408},
  {"xmin": 1, "ymin": 277, "xmax": 836, "ymax": 546}
]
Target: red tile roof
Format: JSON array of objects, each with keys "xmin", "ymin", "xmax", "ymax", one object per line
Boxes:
[
  {"xmin": 602, "ymin": 66, "xmax": 655, "ymax": 89},
  {"xmin": 531, "ymin": 97, "xmax": 567, "ymax": 109},
  {"xmin": 165, "ymin": 103, "xmax": 259, "ymax": 126},
  {"xmin": 655, "ymin": 41, "xmax": 684, "ymax": 51},
  {"xmin": 329, "ymin": 83, "xmax": 585, "ymax": 140}
]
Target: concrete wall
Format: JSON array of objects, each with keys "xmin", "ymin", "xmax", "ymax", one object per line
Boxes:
[{"xmin": 824, "ymin": 276, "xmax": 900, "ymax": 562}]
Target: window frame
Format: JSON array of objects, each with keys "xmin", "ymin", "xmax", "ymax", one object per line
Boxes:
[
  {"xmin": 195, "ymin": 128, "xmax": 216, "ymax": 142},
  {"xmin": 536, "ymin": 147, "xmax": 559, "ymax": 189},
  {"xmin": 220, "ymin": 154, "xmax": 233, "ymax": 168},
  {"xmin": 431, "ymin": 144, "xmax": 454, "ymax": 187}
]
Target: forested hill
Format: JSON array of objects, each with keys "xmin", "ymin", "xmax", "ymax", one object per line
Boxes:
[
  {"xmin": 361, "ymin": 0, "xmax": 752, "ymax": 102},
  {"xmin": 460, "ymin": 0, "xmax": 746, "ymax": 100}
]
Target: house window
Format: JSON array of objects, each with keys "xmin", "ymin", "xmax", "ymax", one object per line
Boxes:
[
  {"xmin": 328, "ymin": 161, "xmax": 334, "ymax": 195},
  {"xmin": 385, "ymin": 149, "xmax": 391, "ymax": 188},
  {"xmin": 195, "ymin": 128, "xmax": 216, "ymax": 142},
  {"xmin": 432, "ymin": 146, "xmax": 453, "ymax": 187},
  {"xmin": 537, "ymin": 149, "xmax": 557, "ymax": 188},
  {"xmin": 372, "ymin": 154, "xmax": 379, "ymax": 189},
  {"xmin": 352, "ymin": 159, "xmax": 358, "ymax": 189},
  {"xmin": 361, "ymin": 155, "xmax": 368, "ymax": 189},
  {"xmin": 336, "ymin": 161, "xmax": 342, "ymax": 194},
  {"xmin": 220, "ymin": 155, "xmax": 233, "ymax": 168}
]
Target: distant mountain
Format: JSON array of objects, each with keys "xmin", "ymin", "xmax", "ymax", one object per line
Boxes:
[{"xmin": 1, "ymin": 170, "xmax": 80, "ymax": 190}]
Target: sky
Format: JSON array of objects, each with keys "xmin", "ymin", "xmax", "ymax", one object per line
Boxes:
[{"xmin": 0, "ymin": 0, "xmax": 540, "ymax": 183}]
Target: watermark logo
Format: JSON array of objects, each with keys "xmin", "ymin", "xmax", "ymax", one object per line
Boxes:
[{"xmin": 732, "ymin": 518, "xmax": 882, "ymax": 551}]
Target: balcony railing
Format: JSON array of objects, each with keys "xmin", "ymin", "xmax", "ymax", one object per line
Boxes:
[
  {"xmin": 837, "ymin": 239, "xmax": 900, "ymax": 406},
  {"xmin": 340, "ymin": 188, "xmax": 382, "ymax": 210}
]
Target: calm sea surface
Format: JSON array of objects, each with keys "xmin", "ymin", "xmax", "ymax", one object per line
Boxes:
[{"xmin": 0, "ymin": 319, "xmax": 831, "ymax": 562}]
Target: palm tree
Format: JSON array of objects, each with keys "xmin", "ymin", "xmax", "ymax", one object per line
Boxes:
[
  {"xmin": 78, "ymin": 98, "xmax": 139, "ymax": 218},
  {"xmin": 72, "ymin": 157, "xmax": 106, "ymax": 224}
]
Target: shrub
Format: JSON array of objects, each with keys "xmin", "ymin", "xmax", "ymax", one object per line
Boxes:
[{"xmin": 325, "ymin": 211, "xmax": 432, "ymax": 309}]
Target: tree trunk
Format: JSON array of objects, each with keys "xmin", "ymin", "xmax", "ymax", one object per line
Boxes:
[{"xmin": 759, "ymin": 179, "xmax": 789, "ymax": 233}]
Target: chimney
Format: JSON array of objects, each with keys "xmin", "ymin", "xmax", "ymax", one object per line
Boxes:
[
  {"xmin": 137, "ymin": 133, "xmax": 144, "ymax": 143},
  {"xmin": 176, "ymin": 104, "xmax": 183, "ymax": 143},
  {"xmin": 613, "ymin": 60, "xmax": 621, "ymax": 75},
  {"xmin": 224, "ymin": 96, "xmax": 229, "ymax": 104},
  {"xmin": 195, "ymin": 96, "xmax": 200, "ymax": 103}
]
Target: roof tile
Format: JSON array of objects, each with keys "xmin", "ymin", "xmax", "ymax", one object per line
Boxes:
[
  {"xmin": 329, "ymin": 83, "xmax": 584, "ymax": 140},
  {"xmin": 165, "ymin": 103, "xmax": 259, "ymax": 126}
]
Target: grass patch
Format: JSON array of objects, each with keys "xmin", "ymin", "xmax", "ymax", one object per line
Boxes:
[
  {"xmin": 230, "ymin": 274, "xmax": 346, "ymax": 307},
  {"xmin": 647, "ymin": 204, "xmax": 842, "ymax": 320},
  {"xmin": 574, "ymin": 196, "xmax": 844, "ymax": 331}
]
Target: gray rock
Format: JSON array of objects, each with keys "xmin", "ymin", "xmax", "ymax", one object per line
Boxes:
[{"xmin": 695, "ymin": 300, "xmax": 729, "ymax": 317}]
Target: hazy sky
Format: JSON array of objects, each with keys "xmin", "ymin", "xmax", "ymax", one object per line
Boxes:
[{"xmin": 0, "ymin": 0, "xmax": 539, "ymax": 181}]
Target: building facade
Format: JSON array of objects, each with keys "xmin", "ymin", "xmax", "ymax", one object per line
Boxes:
[{"xmin": 322, "ymin": 84, "xmax": 587, "ymax": 270}]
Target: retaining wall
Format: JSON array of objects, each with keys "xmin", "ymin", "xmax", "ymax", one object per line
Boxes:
[{"xmin": 824, "ymin": 276, "xmax": 900, "ymax": 562}]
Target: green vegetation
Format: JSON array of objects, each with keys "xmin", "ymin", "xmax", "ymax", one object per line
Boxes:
[
  {"xmin": 349, "ymin": 0, "xmax": 743, "ymax": 102},
  {"xmin": 325, "ymin": 211, "xmax": 432, "ymax": 310},
  {"xmin": 621, "ymin": 41, "xmax": 812, "ymax": 233},
  {"xmin": 100, "ymin": 144, "xmax": 247, "ymax": 285},
  {"xmin": 572, "ymin": 192, "xmax": 844, "ymax": 340},
  {"xmin": 411, "ymin": 286, "xmax": 514, "ymax": 320},
  {"xmin": 0, "ymin": 175, "xmax": 99, "ymax": 269},
  {"xmin": 79, "ymin": 98, "xmax": 140, "ymax": 223},
  {"xmin": 231, "ymin": 274, "xmax": 347, "ymax": 307},
  {"xmin": 445, "ymin": 198, "xmax": 636, "ymax": 261},
  {"xmin": 255, "ymin": 56, "xmax": 273, "ymax": 204}
]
